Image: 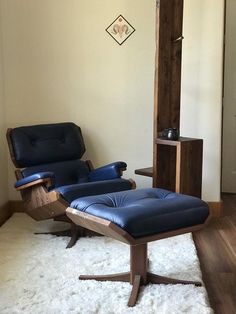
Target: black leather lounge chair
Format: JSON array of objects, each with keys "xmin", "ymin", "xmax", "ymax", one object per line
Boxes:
[{"xmin": 7, "ymin": 122, "xmax": 135, "ymax": 248}]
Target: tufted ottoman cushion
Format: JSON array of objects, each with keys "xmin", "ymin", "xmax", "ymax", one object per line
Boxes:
[{"xmin": 70, "ymin": 188, "xmax": 209, "ymax": 239}]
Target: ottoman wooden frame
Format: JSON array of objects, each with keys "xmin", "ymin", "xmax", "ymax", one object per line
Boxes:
[{"xmin": 66, "ymin": 208, "xmax": 210, "ymax": 307}]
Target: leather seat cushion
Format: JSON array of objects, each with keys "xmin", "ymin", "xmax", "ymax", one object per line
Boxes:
[
  {"xmin": 70, "ymin": 188, "xmax": 210, "ymax": 238},
  {"xmin": 57, "ymin": 179, "xmax": 132, "ymax": 203}
]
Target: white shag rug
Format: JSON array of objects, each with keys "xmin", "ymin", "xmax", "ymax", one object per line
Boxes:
[{"xmin": 0, "ymin": 213, "xmax": 213, "ymax": 314}]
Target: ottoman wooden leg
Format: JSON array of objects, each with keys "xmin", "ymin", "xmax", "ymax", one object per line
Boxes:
[
  {"xmin": 147, "ymin": 273, "xmax": 202, "ymax": 286},
  {"xmin": 128, "ymin": 275, "xmax": 141, "ymax": 307},
  {"xmin": 130, "ymin": 244, "xmax": 148, "ymax": 284},
  {"xmin": 79, "ymin": 272, "xmax": 130, "ymax": 282}
]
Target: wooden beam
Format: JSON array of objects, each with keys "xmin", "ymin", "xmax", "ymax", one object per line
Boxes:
[{"xmin": 153, "ymin": 0, "xmax": 184, "ymax": 187}]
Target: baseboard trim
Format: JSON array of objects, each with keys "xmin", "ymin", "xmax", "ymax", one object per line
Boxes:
[
  {"xmin": 9, "ymin": 200, "xmax": 26, "ymax": 213},
  {"xmin": 207, "ymin": 201, "xmax": 222, "ymax": 218},
  {"xmin": 0, "ymin": 202, "xmax": 12, "ymax": 226}
]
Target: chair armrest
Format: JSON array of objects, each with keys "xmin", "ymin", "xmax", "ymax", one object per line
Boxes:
[
  {"xmin": 88, "ymin": 162, "xmax": 127, "ymax": 182},
  {"xmin": 15, "ymin": 172, "xmax": 55, "ymax": 191}
]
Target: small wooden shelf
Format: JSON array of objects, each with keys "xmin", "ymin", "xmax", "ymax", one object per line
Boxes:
[
  {"xmin": 156, "ymin": 137, "xmax": 203, "ymax": 197},
  {"xmin": 135, "ymin": 137, "xmax": 203, "ymax": 198},
  {"xmin": 135, "ymin": 167, "xmax": 153, "ymax": 178},
  {"xmin": 156, "ymin": 137, "xmax": 200, "ymax": 145}
]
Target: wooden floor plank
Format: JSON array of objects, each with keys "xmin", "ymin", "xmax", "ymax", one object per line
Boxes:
[{"xmin": 193, "ymin": 193, "xmax": 236, "ymax": 314}]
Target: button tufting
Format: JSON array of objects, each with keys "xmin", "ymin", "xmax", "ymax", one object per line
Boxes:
[{"xmin": 10, "ymin": 122, "xmax": 86, "ymax": 167}]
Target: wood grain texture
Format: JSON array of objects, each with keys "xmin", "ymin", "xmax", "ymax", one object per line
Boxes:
[
  {"xmin": 19, "ymin": 184, "xmax": 68, "ymax": 221},
  {"xmin": 153, "ymin": 0, "xmax": 184, "ymax": 187},
  {"xmin": 175, "ymin": 139, "xmax": 203, "ymax": 197},
  {"xmin": 208, "ymin": 201, "xmax": 223, "ymax": 218},
  {"xmin": 134, "ymin": 167, "xmax": 153, "ymax": 177},
  {"xmin": 155, "ymin": 144, "xmax": 176, "ymax": 191},
  {"xmin": 193, "ymin": 193, "xmax": 236, "ymax": 314},
  {"xmin": 15, "ymin": 178, "xmax": 53, "ymax": 191},
  {"xmin": 66, "ymin": 207, "xmax": 210, "ymax": 246},
  {"xmin": 79, "ymin": 272, "xmax": 130, "ymax": 282},
  {"xmin": 130, "ymin": 244, "xmax": 148, "ymax": 284},
  {"xmin": 154, "ymin": 0, "xmax": 183, "ymax": 132},
  {"xmin": 66, "ymin": 208, "xmax": 133, "ymax": 244},
  {"xmin": 128, "ymin": 275, "xmax": 141, "ymax": 307},
  {"xmin": 154, "ymin": 137, "xmax": 203, "ymax": 197}
]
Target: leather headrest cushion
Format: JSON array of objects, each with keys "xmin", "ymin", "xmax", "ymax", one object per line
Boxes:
[{"xmin": 9, "ymin": 122, "xmax": 86, "ymax": 167}]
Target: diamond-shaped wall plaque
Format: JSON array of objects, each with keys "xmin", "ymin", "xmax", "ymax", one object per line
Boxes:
[{"xmin": 106, "ymin": 15, "xmax": 135, "ymax": 45}]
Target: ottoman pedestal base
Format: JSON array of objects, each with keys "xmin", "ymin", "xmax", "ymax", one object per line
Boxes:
[{"xmin": 79, "ymin": 243, "xmax": 202, "ymax": 307}]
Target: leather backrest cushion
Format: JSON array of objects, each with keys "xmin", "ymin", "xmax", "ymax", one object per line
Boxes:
[
  {"xmin": 22, "ymin": 159, "xmax": 90, "ymax": 187},
  {"xmin": 9, "ymin": 122, "xmax": 86, "ymax": 167}
]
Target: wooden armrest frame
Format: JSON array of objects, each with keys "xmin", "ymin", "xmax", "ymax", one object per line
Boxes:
[{"xmin": 15, "ymin": 178, "xmax": 53, "ymax": 191}]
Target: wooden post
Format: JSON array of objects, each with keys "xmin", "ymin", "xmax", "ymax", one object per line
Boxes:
[
  {"xmin": 130, "ymin": 244, "xmax": 148, "ymax": 284},
  {"xmin": 135, "ymin": 0, "xmax": 203, "ymax": 198},
  {"xmin": 153, "ymin": 0, "xmax": 184, "ymax": 187}
]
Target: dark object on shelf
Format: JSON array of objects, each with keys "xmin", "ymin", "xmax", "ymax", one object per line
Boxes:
[{"xmin": 161, "ymin": 128, "xmax": 179, "ymax": 140}]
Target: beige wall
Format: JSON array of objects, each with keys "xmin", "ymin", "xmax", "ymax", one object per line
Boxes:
[
  {"xmin": 2, "ymin": 0, "xmax": 155, "ymax": 200},
  {"xmin": 0, "ymin": 4, "xmax": 8, "ymax": 207},
  {"xmin": 0, "ymin": 0, "xmax": 224, "ymax": 202},
  {"xmin": 181, "ymin": 0, "xmax": 224, "ymax": 201}
]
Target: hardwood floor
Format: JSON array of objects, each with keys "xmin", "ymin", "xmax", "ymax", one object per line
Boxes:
[{"xmin": 193, "ymin": 194, "xmax": 236, "ymax": 314}]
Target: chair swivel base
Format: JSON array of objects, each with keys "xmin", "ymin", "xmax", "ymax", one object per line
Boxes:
[
  {"xmin": 35, "ymin": 223, "xmax": 101, "ymax": 248},
  {"xmin": 35, "ymin": 224, "xmax": 81, "ymax": 248},
  {"xmin": 79, "ymin": 243, "xmax": 202, "ymax": 307}
]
